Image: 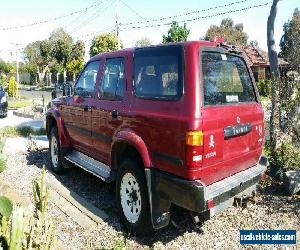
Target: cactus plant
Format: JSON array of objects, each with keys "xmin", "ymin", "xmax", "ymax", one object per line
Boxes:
[
  {"xmin": 0, "ymin": 196, "xmax": 13, "ymax": 219},
  {"xmin": 33, "ymin": 167, "xmax": 49, "ymax": 217}
]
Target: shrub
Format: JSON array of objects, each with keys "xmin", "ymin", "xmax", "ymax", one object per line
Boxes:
[
  {"xmin": 257, "ymin": 79, "xmax": 271, "ymax": 97},
  {"xmin": 265, "ymin": 138, "xmax": 300, "ymax": 171},
  {"xmin": 8, "ymin": 76, "xmax": 18, "ymax": 98}
]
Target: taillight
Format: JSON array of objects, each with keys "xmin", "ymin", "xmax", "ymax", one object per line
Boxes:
[{"xmin": 186, "ymin": 131, "xmax": 203, "ymax": 168}]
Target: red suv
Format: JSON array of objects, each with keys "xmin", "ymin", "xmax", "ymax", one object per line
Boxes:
[{"xmin": 46, "ymin": 41, "xmax": 267, "ymax": 235}]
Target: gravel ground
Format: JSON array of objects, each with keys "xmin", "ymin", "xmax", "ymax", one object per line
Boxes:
[{"xmin": 1, "ymin": 146, "xmax": 299, "ymax": 249}]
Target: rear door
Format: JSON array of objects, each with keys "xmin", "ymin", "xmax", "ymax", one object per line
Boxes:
[{"xmin": 200, "ymin": 51, "xmax": 264, "ymax": 184}]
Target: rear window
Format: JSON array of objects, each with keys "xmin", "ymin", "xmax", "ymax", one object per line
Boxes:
[
  {"xmin": 134, "ymin": 46, "xmax": 183, "ymax": 99},
  {"xmin": 201, "ymin": 52, "xmax": 256, "ymax": 105}
]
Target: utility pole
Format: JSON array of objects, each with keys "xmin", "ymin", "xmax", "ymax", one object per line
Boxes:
[{"xmin": 115, "ymin": 0, "xmax": 120, "ymax": 49}]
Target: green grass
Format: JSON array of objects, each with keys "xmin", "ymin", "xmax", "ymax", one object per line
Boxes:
[
  {"xmin": 0, "ymin": 126, "xmax": 46, "ymax": 138},
  {"xmin": 8, "ymin": 99, "xmax": 33, "ymax": 109},
  {"xmin": 0, "ymin": 156, "xmax": 6, "ymax": 173},
  {"xmin": 0, "ymin": 139, "xmax": 5, "ymax": 172}
]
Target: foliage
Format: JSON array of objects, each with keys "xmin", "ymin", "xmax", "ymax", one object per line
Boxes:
[
  {"xmin": 0, "ymin": 197, "xmax": 12, "ymax": 219},
  {"xmin": 163, "ymin": 21, "xmax": 190, "ymax": 43},
  {"xmin": 279, "ymin": 8, "xmax": 300, "ymax": 72},
  {"xmin": 265, "ymin": 139, "xmax": 300, "ymax": 171},
  {"xmin": 0, "ymin": 168, "xmax": 56, "ymax": 249},
  {"xmin": 33, "ymin": 169, "xmax": 49, "ymax": 215},
  {"xmin": 257, "ymin": 79, "xmax": 271, "ymax": 97},
  {"xmin": 23, "ymin": 28, "xmax": 85, "ymax": 84},
  {"xmin": 19, "ymin": 63, "xmax": 36, "ymax": 84},
  {"xmin": 66, "ymin": 59, "xmax": 84, "ymax": 77},
  {"xmin": 0, "ymin": 73, "xmax": 7, "ymax": 89},
  {"xmin": 49, "ymin": 28, "xmax": 73, "ymax": 68},
  {"xmin": 8, "ymin": 76, "xmax": 18, "ymax": 98},
  {"xmin": 89, "ymin": 33, "xmax": 119, "ymax": 57},
  {"xmin": 205, "ymin": 18, "xmax": 248, "ymax": 46},
  {"xmin": 135, "ymin": 37, "xmax": 152, "ymax": 47}
]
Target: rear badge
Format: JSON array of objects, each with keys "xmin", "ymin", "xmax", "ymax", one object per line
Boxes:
[{"xmin": 205, "ymin": 151, "xmax": 217, "ymax": 159}]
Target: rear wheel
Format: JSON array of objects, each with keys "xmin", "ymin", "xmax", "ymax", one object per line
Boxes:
[
  {"xmin": 116, "ymin": 159, "xmax": 153, "ymax": 235},
  {"xmin": 49, "ymin": 127, "xmax": 66, "ymax": 174}
]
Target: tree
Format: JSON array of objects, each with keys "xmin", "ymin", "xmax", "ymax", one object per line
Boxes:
[
  {"xmin": 205, "ymin": 18, "xmax": 248, "ymax": 46},
  {"xmin": 163, "ymin": 21, "xmax": 190, "ymax": 43},
  {"xmin": 71, "ymin": 41, "xmax": 85, "ymax": 61},
  {"xmin": 135, "ymin": 37, "xmax": 152, "ymax": 47},
  {"xmin": 267, "ymin": 0, "xmax": 281, "ymax": 159},
  {"xmin": 66, "ymin": 59, "xmax": 84, "ymax": 80},
  {"xmin": 49, "ymin": 28, "xmax": 73, "ymax": 68},
  {"xmin": 279, "ymin": 8, "xmax": 300, "ymax": 71},
  {"xmin": 89, "ymin": 33, "xmax": 119, "ymax": 57}
]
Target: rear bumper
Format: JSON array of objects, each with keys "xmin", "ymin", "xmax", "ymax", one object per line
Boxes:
[{"xmin": 145, "ymin": 156, "xmax": 268, "ymax": 229}]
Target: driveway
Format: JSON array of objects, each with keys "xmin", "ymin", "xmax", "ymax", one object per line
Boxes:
[{"xmin": 0, "ymin": 110, "xmax": 44, "ymax": 130}]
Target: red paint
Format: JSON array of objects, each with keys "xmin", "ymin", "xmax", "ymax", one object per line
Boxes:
[{"xmin": 46, "ymin": 41, "xmax": 264, "ymax": 185}]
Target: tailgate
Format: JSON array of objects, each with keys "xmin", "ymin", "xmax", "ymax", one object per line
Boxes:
[{"xmin": 198, "ymin": 50, "xmax": 264, "ymax": 185}]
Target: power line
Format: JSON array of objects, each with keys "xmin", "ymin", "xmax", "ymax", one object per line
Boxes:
[
  {"xmin": 120, "ymin": 0, "xmax": 253, "ymax": 27},
  {"xmin": 0, "ymin": 0, "xmax": 106, "ymax": 31},
  {"xmin": 119, "ymin": 0, "xmax": 163, "ymax": 33},
  {"xmin": 120, "ymin": 2, "xmax": 271, "ymax": 30},
  {"xmin": 70, "ymin": 0, "xmax": 114, "ymax": 35}
]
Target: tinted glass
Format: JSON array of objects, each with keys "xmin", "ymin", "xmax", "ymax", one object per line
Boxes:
[
  {"xmin": 134, "ymin": 46, "xmax": 183, "ymax": 99},
  {"xmin": 201, "ymin": 52, "xmax": 256, "ymax": 105},
  {"xmin": 75, "ymin": 60, "xmax": 100, "ymax": 97},
  {"xmin": 99, "ymin": 58, "xmax": 125, "ymax": 100}
]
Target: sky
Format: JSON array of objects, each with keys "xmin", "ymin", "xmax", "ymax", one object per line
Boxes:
[{"xmin": 0, "ymin": 0, "xmax": 299, "ymax": 62}]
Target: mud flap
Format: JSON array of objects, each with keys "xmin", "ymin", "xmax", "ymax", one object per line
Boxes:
[{"xmin": 145, "ymin": 168, "xmax": 171, "ymax": 230}]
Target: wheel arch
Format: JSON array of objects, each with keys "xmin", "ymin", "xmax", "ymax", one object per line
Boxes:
[
  {"xmin": 111, "ymin": 130, "xmax": 152, "ymax": 170},
  {"xmin": 46, "ymin": 109, "xmax": 71, "ymax": 148}
]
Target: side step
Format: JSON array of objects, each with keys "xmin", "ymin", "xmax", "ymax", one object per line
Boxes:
[{"xmin": 65, "ymin": 150, "xmax": 114, "ymax": 182}]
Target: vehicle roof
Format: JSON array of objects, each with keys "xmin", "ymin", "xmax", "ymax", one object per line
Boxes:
[{"xmin": 89, "ymin": 40, "xmax": 218, "ymax": 62}]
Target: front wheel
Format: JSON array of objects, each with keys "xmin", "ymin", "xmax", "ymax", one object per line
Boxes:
[
  {"xmin": 49, "ymin": 127, "xmax": 66, "ymax": 174},
  {"xmin": 116, "ymin": 159, "xmax": 153, "ymax": 235}
]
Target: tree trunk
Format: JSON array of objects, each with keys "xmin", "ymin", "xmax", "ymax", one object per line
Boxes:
[
  {"xmin": 37, "ymin": 65, "xmax": 49, "ymax": 85},
  {"xmin": 267, "ymin": 0, "xmax": 281, "ymax": 157}
]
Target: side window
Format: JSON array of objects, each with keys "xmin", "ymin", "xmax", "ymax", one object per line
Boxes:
[
  {"xmin": 99, "ymin": 58, "xmax": 125, "ymax": 100},
  {"xmin": 134, "ymin": 46, "xmax": 183, "ymax": 99},
  {"xmin": 75, "ymin": 61, "xmax": 100, "ymax": 97}
]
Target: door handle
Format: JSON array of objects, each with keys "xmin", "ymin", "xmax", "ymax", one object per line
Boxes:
[
  {"xmin": 83, "ymin": 105, "xmax": 90, "ymax": 112},
  {"xmin": 111, "ymin": 110, "xmax": 118, "ymax": 118}
]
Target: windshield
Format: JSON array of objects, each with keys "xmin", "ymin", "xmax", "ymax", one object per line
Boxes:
[{"xmin": 201, "ymin": 52, "xmax": 256, "ymax": 105}]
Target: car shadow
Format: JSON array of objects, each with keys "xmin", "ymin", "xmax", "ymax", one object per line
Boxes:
[{"xmin": 26, "ymin": 149, "xmax": 204, "ymax": 247}]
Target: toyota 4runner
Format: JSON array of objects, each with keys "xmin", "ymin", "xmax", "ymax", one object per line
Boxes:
[{"xmin": 46, "ymin": 41, "xmax": 267, "ymax": 235}]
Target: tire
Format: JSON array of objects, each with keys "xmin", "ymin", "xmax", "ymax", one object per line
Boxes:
[
  {"xmin": 116, "ymin": 159, "xmax": 154, "ymax": 235},
  {"xmin": 49, "ymin": 127, "xmax": 66, "ymax": 174}
]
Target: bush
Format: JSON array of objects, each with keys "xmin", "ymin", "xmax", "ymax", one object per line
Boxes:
[
  {"xmin": 265, "ymin": 139, "xmax": 300, "ymax": 171},
  {"xmin": 8, "ymin": 76, "xmax": 18, "ymax": 98},
  {"xmin": 257, "ymin": 79, "xmax": 271, "ymax": 97}
]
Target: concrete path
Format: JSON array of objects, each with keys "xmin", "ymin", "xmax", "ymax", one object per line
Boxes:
[
  {"xmin": 0, "ymin": 110, "xmax": 44, "ymax": 130},
  {"xmin": 3, "ymin": 135, "xmax": 49, "ymax": 155}
]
